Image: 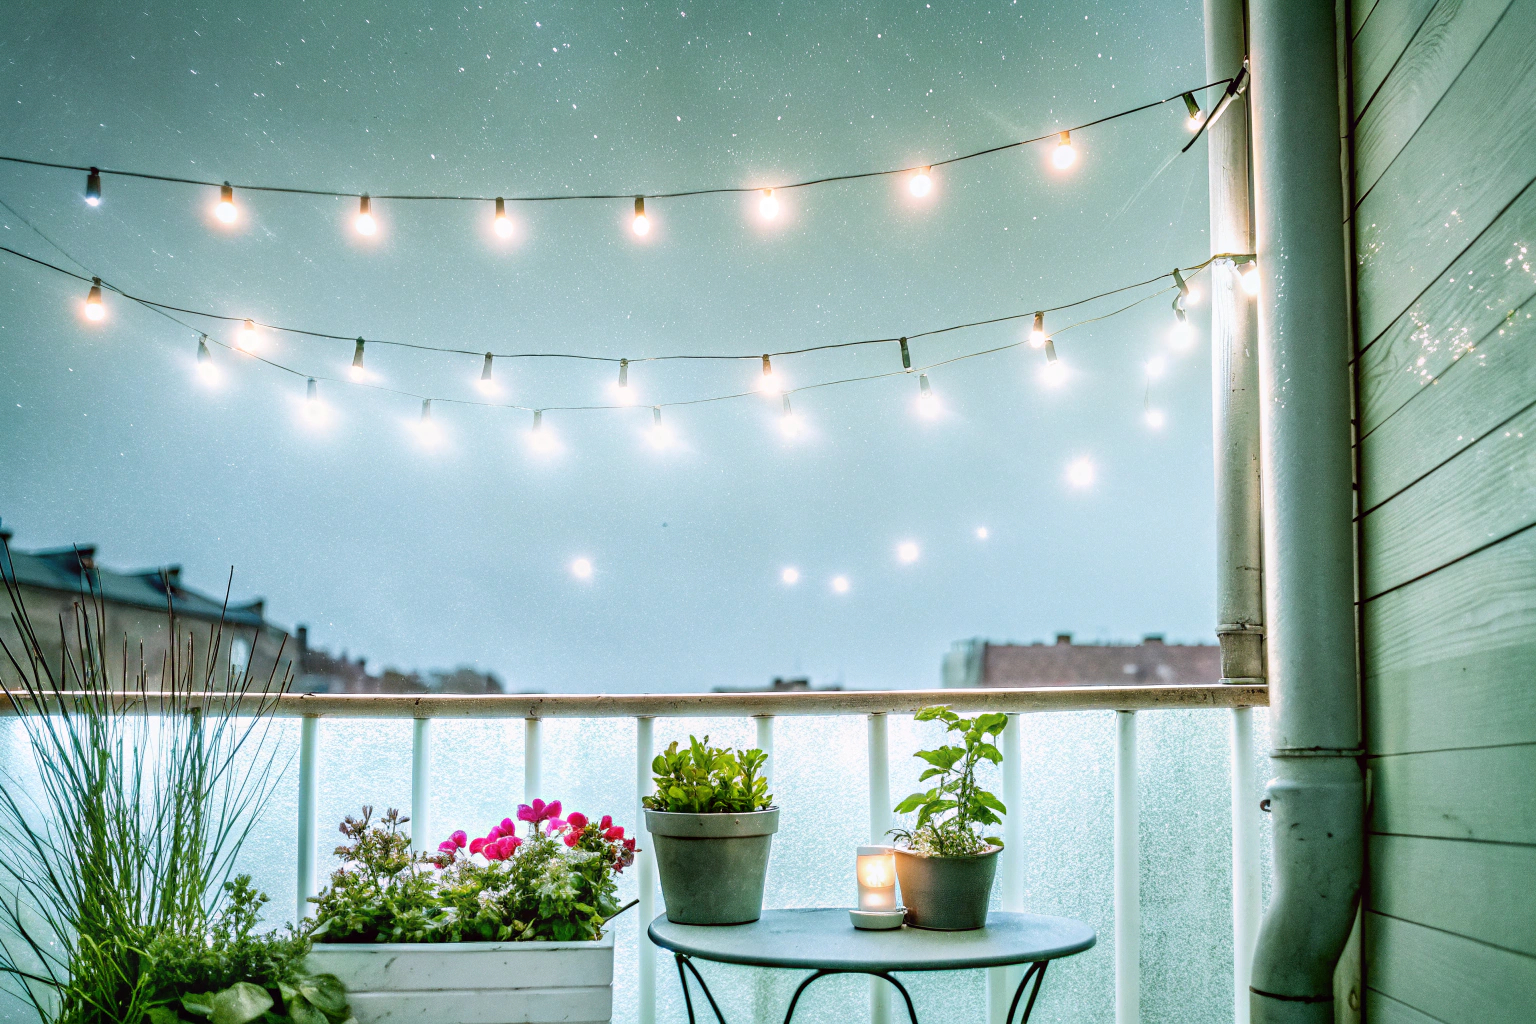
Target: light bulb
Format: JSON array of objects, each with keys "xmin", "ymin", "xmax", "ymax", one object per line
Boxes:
[
  {"xmin": 237, "ymin": 319, "xmax": 260, "ymax": 353},
  {"xmin": 759, "ymin": 189, "xmax": 779, "ymax": 220},
  {"xmin": 758, "ymin": 354, "xmax": 781, "ymax": 394},
  {"xmin": 612, "ymin": 358, "xmax": 636, "ymax": 404},
  {"xmin": 917, "ymin": 373, "xmax": 938, "ymax": 417},
  {"xmin": 1029, "ymin": 311, "xmax": 1046, "ymax": 348},
  {"xmin": 779, "ymin": 394, "xmax": 801, "ymax": 437},
  {"xmin": 478, "ymin": 352, "xmax": 496, "ymax": 394},
  {"xmin": 215, "ymin": 182, "xmax": 237, "ymax": 224},
  {"xmin": 1040, "ymin": 340, "xmax": 1066, "ymax": 386},
  {"xmin": 350, "ymin": 338, "xmax": 367, "ymax": 380},
  {"xmin": 493, "ymin": 197, "xmax": 514, "ymax": 238},
  {"xmin": 304, "ymin": 378, "xmax": 324, "ymax": 422},
  {"xmin": 1183, "ymin": 93, "xmax": 1203, "ymax": 133},
  {"xmin": 414, "ymin": 399, "xmax": 442, "ymax": 444},
  {"xmin": 1052, "ymin": 131, "xmax": 1077, "ymax": 170},
  {"xmin": 1145, "ymin": 408, "xmax": 1167, "ymax": 429},
  {"xmin": 896, "ymin": 541, "xmax": 920, "ymax": 565},
  {"xmin": 1146, "ymin": 355, "xmax": 1168, "ymax": 378},
  {"xmin": 909, "ymin": 167, "xmax": 932, "ymax": 197},
  {"xmin": 196, "ymin": 336, "xmax": 219, "ymax": 385},
  {"xmin": 781, "ymin": 567, "xmax": 800, "ymax": 585},
  {"xmin": 1066, "ymin": 456, "xmax": 1095, "ymax": 488},
  {"xmin": 570, "ymin": 557, "xmax": 594, "ymax": 580},
  {"xmin": 527, "ymin": 410, "xmax": 558, "ymax": 454},
  {"xmin": 632, "ymin": 196, "xmax": 650, "ymax": 237},
  {"xmin": 1241, "ymin": 261, "xmax": 1260, "ymax": 295},
  {"xmin": 1184, "ymin": 284, "xmax": 1202, "ymax": 305},
  {"xmin": 1170, "ymin": 309, "xmax": 1195, "ymax": 351},
  {"xmin": 355, "ymin": 194, "xmax": 377, "ymax": 236},
  {"xmin": 831, "ymin": 575, "xmax": 851, "ymax": 594},
  {"xmin": 85, "ymin": 168, "xmax": 102, "ymax": 207},
  {"xmin": 83, "ymin": 278, "xmax": 105, "ymax": 321},
  {"xmin": 975, "ymin": 526, "xmax": 989, "ymax": 540},
  {"xmin": 647, "ymin": 406, "xmax": 673, "ymax": 448}
]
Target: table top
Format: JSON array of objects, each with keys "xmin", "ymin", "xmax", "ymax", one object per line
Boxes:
[{"xmin": 648, "ymin": 909, "xmax": 1096, "ymax": 972}]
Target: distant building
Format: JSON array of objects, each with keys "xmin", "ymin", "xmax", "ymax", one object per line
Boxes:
[
  {"xmin": 293, "ymin": 625, "xmax": 504, "ymax": 694},
  {"xmin": 942, "ymin": 633, "xmax": 1219, "ymax": 688},
  {"xmin": 712, "ymin": 676, "xmax": 844, "ymax": 694},
  {"xmin": 0, "ymin": 527, "xmax": 291, "ymax": 688}
]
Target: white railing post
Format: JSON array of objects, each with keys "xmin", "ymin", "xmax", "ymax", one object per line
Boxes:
[
  {"xmin": 754, "ymin": 714, "xmax": 774, "ymax": 790},
  {"xmin": 1115, "ymin": 711, "xmax": 1141, "ymax": 1024},
  {"xmin": 410, "ymin": 718, "xmax": 431, "ymax": 853},
  {"xmin": 868, "ymin": 712, "xmax": 891, "ymax": 1024},
  {"xmin": 1232, "ymin": 707, "xmax": 1260, "ymax": 1024},
  {"xmin": 635, "ymin": 716, "xmax": 656, "ymax": 1024},
  {"xmin": 296, "ymin": 715, "xmax": 319, "ymax": 927},
  {"xmin": 989, "ymin": 713, "xmax": 1027, "ymax": 1023},
  {"xmin": 523, "ymin": 717, "xmax": 542, "ymax": 803}
]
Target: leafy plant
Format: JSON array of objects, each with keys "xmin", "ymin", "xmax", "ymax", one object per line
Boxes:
[
  {"xmin": 890, "ymin": 706, "xmax": 1007, "ymax": 858},
  {"xmin": 308, "ymin": 802, "xmax": 636, "ymax": 945},
  {"xmin": 642, "ymin": 736, "xmax": 772, "ymax": 814},
  {"xmin": 0, "ymin": 543, "xmax": 293, "ymax": 1024}
]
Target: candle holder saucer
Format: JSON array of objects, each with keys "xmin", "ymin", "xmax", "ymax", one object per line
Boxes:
[{"xmin": 849, "ymin": 907, "xmax": 906, "ymax": 930}]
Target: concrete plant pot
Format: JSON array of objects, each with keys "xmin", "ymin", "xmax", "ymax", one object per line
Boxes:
[
  {"xmin": 306, "ymin": 931, "xmax": 613, "ymax": 1024},
  {"xmin": 645, "ymin": 807, "xmax": 779, "ymax": 924},
  {"xmin": 893, "ymin": 844, "xmax": 1002, "ymax": 931}
]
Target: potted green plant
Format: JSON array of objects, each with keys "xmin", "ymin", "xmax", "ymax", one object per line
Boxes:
[
  {"xmin": 643, "ymin": 736, "xmax": 776, "ymax": 924},
  {"xmin": 889, "ymin": 706, "xmax": 1008, "ymax": 930},
  {"xmin": 305, "ymin": 801, "xmax": 635, "ymax": 1024}
]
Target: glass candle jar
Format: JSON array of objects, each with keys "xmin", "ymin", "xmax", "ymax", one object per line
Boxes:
[{"xmin": 856, "ymin": 845, "xmax": 897, "ymax": 911}]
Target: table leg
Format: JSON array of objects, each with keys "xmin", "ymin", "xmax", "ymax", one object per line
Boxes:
[
  {"xmin": 871, "ymin": 972, "xmax": 919, "ymax": 1024},
  {"xmin": 780, "ymin": 971, "xmax": 918, "ymax": 1024},
  {"xmin": 1003, "ymin": 961, "xmax": 1049, "ymax": 1024},
  {"xmin": 674, "ymin": 953, "xmax": 728, "ymax": 1024}
]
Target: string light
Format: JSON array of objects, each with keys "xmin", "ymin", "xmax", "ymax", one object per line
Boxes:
[
  {"xmin": 779, "ymin": 394, "xmax": 801, "ymax": 437},
  {"xmin": 355, "ymin": 195, "xmax": 377, "ymax": 236},
  {"xmin": 896, "ymin": 541, "xmax": 920, "ymax": 565},
  {"xmin": 1052, "ymin": 131, "xmax": 1077, "ymax": 170},
  {"xmin": 899, "ymin": 337, "xmax": 911, "ymax": 369},
  {"xmin": 1145, "ymin": 408, "xmax": 1167, "ymax": 429},
  {"xmin": 1029, "ymin": 311, "xmax": 1047, "ymax": 348},
  {"xmin": 237, "ymin": 318, "xmax": 260, "ymax": 353},
  {"xmin": 758, "ymin": 354, "xmax": 781, "ymax": 394},
  {"xmin": 909, "ymin": 167, "xmax": 933, "ymax": 197},
  {"xmin": 350, "ymin": 338, "xmax": 366, "ymax": 380},
  {"xmin": 84, "ymin": 168, "xmax": 102, "ymax": 207},
  {"xmin": 1170, "ymin": 306, "xmax": 1195, "ymax": 351},
  {"xmin": 1040, "ymin": 339, "xmax": 1066, "ymax": 386},
  {"xmin": 477, "ymin": 352, "xmax": 496, "ymax": 394},
  {"xmin": 831, "ymin": 575, "xmax": 851, "ymax": 594},
  {"xmin": 781, "ymin": 567, "xmax": 800, "ymax": 585},
  {"xmin": 420, "ymin": 398, "xmax": 432, "ymax": 421},
  {"xmin": 528, "ymin": 409, "xmax": 558, "ymax": 454},
  {"xmin": 1182, "ymin": 93, "xmax": 1203, "ymax": 132},
  {"xmin": 917, "ymin": 373, "xmax": 938, "ymax": 417},
  {"xmin": 570, "ymin": 557, "xmax": 594, "ymax": 580},
  {"xmin": 304, "ymin": 377, "xmax": 322, "ymax": 421},
  {"xmin": 1066, "ymin": 456, "xmax": 1095, "ymax": 488},
  {"xmin": 215, "ymin": 182, "xmax": 237, "ymax": 224},
  {"xmin": 632, "ymin": 196, "xmax": 650, "ymax": 237},
  {"xmin": 1146, "ymin": 355, "xmax": 1168, "ymax": 378},
  {"xmin": 196, "ymin": 335, "xmax": 218, "ymax": 384},
  {"xmin": 613, "ymin": 358, "xmax": 636, "ymax": 404},
  {"xmin": 975, "ymin": 526, "xmax": 990, "ymax": 540},
  {"xmin": 1238, "ymin": 256, "xmax": 1260, "ymax": 296},
  {"xmin": 759, "ymin": 189, "xmax": 779, "ymax": 220},
  {"xmin": 493, "ymin": 197, "xmax": 514, "ymax": 238},
  {"xmin": 648, "ymin": 405, "xmax": 673, "ymax": 448},
  {"xmin": 83, "ymin": 277, "xmax": 104, "ymax": 321}
]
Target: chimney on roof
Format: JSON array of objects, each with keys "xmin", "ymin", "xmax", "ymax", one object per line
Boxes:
[
  {"xmin": 296, "ymin": 625, "xmax": 308, "ymax": 655},
  {"xmin": 1055, "ymin": 633, "xmax": 1073, "ymax": 645},
  {"xmin": 1143, "ymin": 633, "xmax": 1165, "ymax": 645}
]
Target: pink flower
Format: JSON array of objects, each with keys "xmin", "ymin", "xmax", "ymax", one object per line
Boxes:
[
  {"xmin": 517, "ymin": 801, "xmax": 544, "ymax": 824},
  {"xmin": 437, "ymin": 839, "xmax": 458, "ymax": 854},
  {"xmin": 501, "ymin": 817, "xmax": 516, "ymax": 834},
  {"xmin": 566, "ymin": 812, "xmax": 589, "ymax": 832},
  {"xmin": 484, "ymin": 835, "xmax": 522, "ymax": 861},
  {"xmin": 486, "ymin": 826, "xmax": 503, "ymax": 841},
  {"xmin": 603, "ymin": 825, "xmax": 625, "ymax": 841},
  {"xmin": 451, "ymin": 830, "xmax": 468, "ymax": 848},
  {"xmin": 622, "ymin": 837, "xmax": 637, "ymax": 852},
  {"xmin": 469, "ymin": 837, "xmax": 487, "ymax": 855},
  {"xmin": 545, "ymin": 817, "xmax": 567, "ymax": 834},
  {"xmin": 599, "ymin": 815, "xmax": 613, "ymax": 831},
  {"xmin": 563, "ymin": 830, "xmax": 581, "ymax": 848}
]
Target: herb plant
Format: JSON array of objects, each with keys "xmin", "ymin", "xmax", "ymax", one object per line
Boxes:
[
  {"xmin": 642, "ymin": 736, "xmax": 772, "ymax": 814},
  {"xmin": 890, "ymin": 706, "xmax": 1008, "ymax": 857}
]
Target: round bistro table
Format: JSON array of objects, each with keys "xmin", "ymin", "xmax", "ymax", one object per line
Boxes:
[{"xmin": 648, "ymin": 909, "xmax": 1096, "ymax": 1024}]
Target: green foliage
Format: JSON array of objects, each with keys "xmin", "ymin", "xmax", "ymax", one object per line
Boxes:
[
  {"xmin": 641, "ymin": 736, "xmax": 772, "ymax": 814},
  {"xmin": 890, "ymin": 707, "xmax": 1007, "ymax": 858}
]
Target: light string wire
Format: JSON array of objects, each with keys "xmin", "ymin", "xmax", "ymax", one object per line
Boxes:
[
  {"xmin": 0, "ymin": 79, "xmax": 1231, "ymax": 206},
  {"xmin": 1, "ymin": 242, "xmax": 1252, "ymax": 418}
]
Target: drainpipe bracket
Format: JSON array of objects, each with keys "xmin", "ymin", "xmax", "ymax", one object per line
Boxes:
[{"xmin": 1216, "ymin": 623, "xmax": 1266, "ymax": 635}]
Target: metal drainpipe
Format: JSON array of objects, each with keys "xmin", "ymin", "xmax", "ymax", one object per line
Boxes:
[{"xmin": 1247, "ymin": 3, "xmax": 1365, "ymax": 1022}]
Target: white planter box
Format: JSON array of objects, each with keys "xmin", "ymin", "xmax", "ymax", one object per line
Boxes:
[{"xmin": 307, "ymin": 932, "xmax": 613, "ymax": 1024}]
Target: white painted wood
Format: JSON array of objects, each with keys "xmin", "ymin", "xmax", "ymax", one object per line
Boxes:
[
  {"xmin": 867, "ymin": 712, "xmax": 891, "ymax": 1024},
  {"xmin": 1231, "ymin": 707, "xmax": 1260, "ymax": 1024},
  {"xmin": 755, "ymin": 714, "xmax": 773, "ymax": 791},
  {"xmin": 1115, "ymin": 711, "xmax": 1140, "ymax": 1024},
  {"xmin": 635, "ymin": 716, "xmax": 656, "ymax": 1024},
  {"xmin": 524, "ymin": 718, "xmax": 541, "ymax": 803},
  {"xmin": 411, "ymin": 718, "xmax": 430, "ymax": 853},
  {"xmin": 297, "ymin": 715, "xmax": 319, "ymax": 927},
  {"xmin": 989, "ymin": 714, "xmax": 1027, "ymax": 1024}
]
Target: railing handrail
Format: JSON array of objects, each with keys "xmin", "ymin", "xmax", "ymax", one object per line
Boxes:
[{"xmin": 1, "ymin": 683, "xmax": 1266, "ymax": 718}]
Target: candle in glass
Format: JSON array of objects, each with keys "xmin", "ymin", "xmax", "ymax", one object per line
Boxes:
[{"xmin": 856, "ymin": 845, "xmax": 897, "ymax": 911}]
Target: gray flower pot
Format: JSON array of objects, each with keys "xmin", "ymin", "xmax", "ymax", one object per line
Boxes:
[
  {"xmin": 893, "ymin": 844, "xmax": 1001, "ymax": 931},
  {"xmin": 645, "ymin": 808, "xmax": 779, "ymax": 925}
]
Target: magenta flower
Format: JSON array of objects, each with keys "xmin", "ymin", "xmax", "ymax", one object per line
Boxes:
[
  {"xmin": 603, "ymin": 824, "xmax": 625, "ymax": 841},
  {"xmin": 545, "ymin": 817, "xmax": 567, "ymax": 835},
  {"xmin": 562, "ymin": 830, "xmax": 581, "ymax": 848},
  {"xmin": 437, "ymin": 839, "xmax": 457, "ymax": 854},
  {"xmin": 599, "ymin": 815, "xmax": 613, "ymax": 831},
  {"xmin": 469, "ymin": 836, "xmax": 487, "ymax": 855},
  {"xmin": 518, "ymin": 800, "xmax": 562, "ymax": 828},
  {"xmin": 566, "ymin": 812, "xmax": 589, "ymax": 832},
  {"xmin": 501, "ymin": 817, "xmax": 516, "ymax": 834}
]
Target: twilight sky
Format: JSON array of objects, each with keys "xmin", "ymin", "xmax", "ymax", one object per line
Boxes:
[{"xmin": 0, "ymin": 0, "xmax": 1217, "ymax": 693}]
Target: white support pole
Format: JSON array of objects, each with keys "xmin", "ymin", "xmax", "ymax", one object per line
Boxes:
[
  {"xmin": 1232, "ymin": 707, "xmax": 1260, "ymax": 1024},
  {"xmin": 523, "ymin": 717, "xmax": 542, "ymax": 804},
  {"xmin": 636, "ymin": 717, "xmax": 656, "ymax": 1024},
  {"xmin": 989, "ymin": 713, "xmax": 1027, "ymax": 1024},
  {"xmin": 755, "ymin": 714, "xmax": 774, "ymax": 791},
  {"xmin": 296, "ymin": 715, "xmax": 319, "ymax": 927},
  {"xmin": 411, "ymin": 718, "xmax": 431, "ymax": 853},
  {"xmin": 868, "ymin": 713, "xmax": 891, "ymax": 1024},
  {"xmin": 1115, "ymin": 711, "xmax": 1141, "ymax": 1024}
]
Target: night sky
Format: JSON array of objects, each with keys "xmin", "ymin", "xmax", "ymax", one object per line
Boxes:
[{"xmin": 0, "ymin": 1, "xmax": 1216, "ymax": 693}]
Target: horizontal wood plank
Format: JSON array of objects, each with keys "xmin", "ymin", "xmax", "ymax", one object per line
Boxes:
[
  {"xmin": 1371, "ymin": 743, "xmax": 1536, "ymax": 844},
  {"xmin": 1352, "ymin": 0, "xmax": 1447, "ymax": 122},
  {"xmin": 1370, "ymin": 834, "xmax": 1536, "ymax": 956},
  {"xmin": 1355, "ymin": 0, "xmax": 1513, "ymax": 193},
  {"xmin": 1366, "ymin": 641, "xmax": 1536, "ymax": 755},
  {"xmin": 1365, "ymin": 913, "xmax": 1536, "ymax": 1022},
  {"xmin": 1361, "ymin": 291, "xmax": 1536, "ymax": 508},
  {"xmin": 1354, "ymin": 0, "xmax": 1536, "ymax": 343},
  {"xmin": 1356, "ymin": 176, "xmax": 1536, "ymax": 428},
  {"xmin": 1365, "ymin": 990, "xmax": 1449, "ymax": 1024},
  {"xmin": 1361, "ymin": 403, "xmax": 1536, "ymax": 597},
  {"xmin": 1355, "ymin": 0, "xmax": 1388, "ymax": 39}
]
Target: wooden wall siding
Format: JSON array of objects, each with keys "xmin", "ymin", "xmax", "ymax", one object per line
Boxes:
[
  {"xmin": 1353, "ymin": 0, "xmax": 1536, "ymax": 344},
  {"xmin": 1355, "ymin": 0, "xmax": 1514, "ymax": 194},
  {"xmin": 1355, "ymin": 0, "xmax": 1389, "ymax": 38},
  {"xmin": 1371, "ymin": 743, "xmax": 1536, "ymax": 844},
  {"xmin": 1363, "ymin": 526, "xmax": 1536, "ymax": 755},
  {"xmin": 1363, "ymin": 990, "xmax": 1450, "ymax": 1024},
  {"xmin": 1355, "ymin": 175, "xmax": 1536, "ymax": 438},
  {"xmin": 1352, "ymin": 0, "xmax": 1439, "ymax": 117},
  {"xmin": 1370, "ymin": 834, "xmax": 1536, "ymax": 956},
  {"xmin": 1364, "ymin": 913, "xmax": 1536, "ymax": 1023}
]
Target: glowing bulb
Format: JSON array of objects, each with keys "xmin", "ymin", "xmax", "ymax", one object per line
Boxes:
[
  {"xmin": 975, "ymin": 526, "xmax": 989, "ymax": 540},
  {"xmin": 1052, "ymin": 131, "xmax": 1077, "ymax": 170},
  {"xmin": 759, "ymin": 188, "xmax": 779, "ymax": 220},
  {"xmin": 350, "ymin": 338, "xmax": 367, "ymax": 380},
  {"xmin": 1029, "ymin": 311, "xmax": 1046, "ymax": 348},
  {"xmin": 215, "ymin": 182, "xmax": 237, "ymax": 223},
  {"xmin": 83, "ymin": 278, "xmax": 105, "ymax": 321},
  {"xmin": 1066, "ymin": 457, "xmax": 1095, "ymax": 489},
  {"xmin": 478, "ymin": 352, "xmax": 497, "ymax": 394},
  {"xmin": 1183, "ymin": 93, "xmax": 1203, "ymax": 133},
  {"xmin": 1040, "ymin": 340, "xmax": 1066, "ymax": 386},
  {"xmin": 195, "ymin": 336, "xmax": 219, "ymax": 385},
  {"xmin": 570, "ymin": 557, "xmax": 594, "ymax": 580},
  {"xmin": 493, "ymin": 197, "xmax": 514, "ymax": 238},
  {"xmin": 896, "ymin": 541, "xmax": 920, "ymax": 565},
  {"xmin": 781, "ymin": 567, "xmax": 800, "ymax": 585},
  {"xmin": 527, "ymin": 410, "xmax": 558, "ymax": 454},
  {"xmin": 779, "ymin": 394, "xmax": 802, "ymax": 437},
  {"xmin": 355, "ymin": 194, "xmax": 377, "ymax": 236},
  {"xmin": 917, "ymin": 373, "xmax": 938, "ymax": 417},
  {"xmin": 1170, "ymin": 309, "xmax": 1195, "ymax": 351},
  {"xmin": 831, "ymin": 575, "xmax": 851, "ymax": 594},
  {"xmin": 611, "ymin": 358, "xmax": 637, "ymax": 404},
  {"xmin": 647, "ymin": 406, "xmax": 673, "ymax": 449},
  {"xmin": 1145, "ymin": 408, "xmax": 1167, "ymax": 429},
  {"xmin": 909, "ymin": 167, "xmax": 932, "ymax": 197},
  {"xmin": 757, "ymin": 354, "xmax": 781, "ymax": 394},
  {"xmin": 1241, "ymin": 261, "xmax": 1260, "ymax": 295},
  {"xmin": 1184, "ymin": 284, "xmax": 1202, "ymax": 305},
  {"xmin": 85, "ymin": 168, "xmax": 102, "ymax": 207},
  {"xmin": 632, "ymin": 196, "xmax": 650, "ymax": 236},
  {"xmin": 304, "ymin": 378, "xmax": 324, "ymax": 422},
  {"xmin": 237, "ymin": 319, "xmax": 260, "ymax": 353},
  {"xmin": 1146, "ymin": 355, "xmax": 1168, "ymax": 378}
]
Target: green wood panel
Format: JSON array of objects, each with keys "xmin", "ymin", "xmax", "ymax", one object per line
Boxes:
[
  {"xmin": 1355, "ymin": 0, "xmax": 1513, "ymax": 193},
  {"xmin": 1352, "ymin": 0, "xmax": 1442, "ymax": 122},
  {"xmin": 1354, "ymin": 0, "xmax": 1536, "ymax": 344},
  {"xmin": 1365, "ymin": 989, "xmax": 1452, "ymax": 1024},
  {"xmin": 1367, "ymin": 640, "xmax": 1536, "ymax": 755},
  {"xmin": 1356, "ymin": 175, "xmax": 1536, "ymax": 432},
  {"xmin": 1365, "ymin": 913, "xmax": 1536, "ymax": 1022},
  {"xmin": 1370, "ymin": 834, "xmax": 1536, "ymax": 955},
  {"xmin": 1361, "ymin": 290, "xmax": 1536, "ymax": 509},
  {"xmin": 1371, "ymin": 744, "xmax": 1536, "ymax": 843},
  {"xmin": 1356, "ymin": 0, "xmax": 1388, "ymax": 39}
]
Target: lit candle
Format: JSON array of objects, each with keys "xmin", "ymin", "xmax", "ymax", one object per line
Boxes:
[{"xmin": 856, "ymin": 846, "xmax": 897, "ymax": 912}]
